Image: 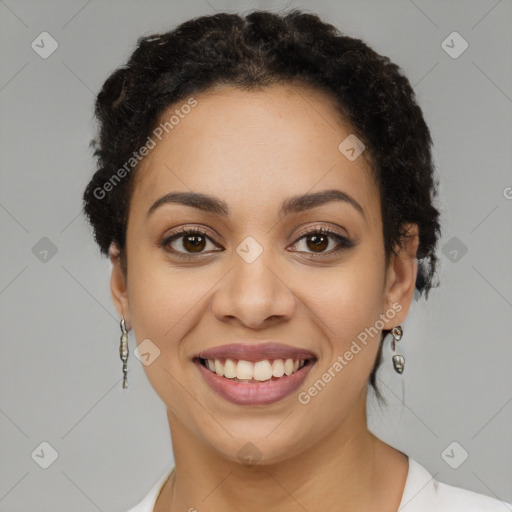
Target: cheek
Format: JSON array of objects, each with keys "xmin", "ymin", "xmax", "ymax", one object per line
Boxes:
[
  {"xmin": 303, "ymin": 256, "xmax": 386, "ymax": 341},
  {"xmin": 294, "ymin": 250, "xmax": 386, "ymax": 405},
  {"xmin": 125, "ymin": 249, "xmax": 222, "ymax": 378},
  {"xmin": 294, "ymin": 271, "xmax": 385, "ymax": 425},
  {"xmin": 125, "ymin": 261, "xmax": 196, "ymax": 408},
  {"xmin": 126, "ymin": 239, "xmax": 201, "ymax": 332}
]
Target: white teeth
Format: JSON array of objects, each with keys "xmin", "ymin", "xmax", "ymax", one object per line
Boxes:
[
  {"xmin": 236, "ymin": 360, "xmax": 253, "ymax": 380},
  {"xmin": 253, "ymin": 360, "xmax": 273, "ymax": 381},
  {"xmin": 223, "ymin": 358, "xmax": 237, "ymax": 378},
  {"xmin": 214, "ymin": 359, "xmax": 224, "ymax": 377},
  {"xmin": 272, "ymin": 359, "xmax": 285, "ymax": 377},
  {"xmin": 204, "ymin": 357, "xmax": 307, "ymax": 381}
]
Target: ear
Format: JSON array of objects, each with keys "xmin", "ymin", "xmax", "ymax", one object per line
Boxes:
[
  {"xmin": 383, "ymin": 223, "xmax": 419, "ymax": 327},
  {"xmin": 109, "ymin": 242, "xmax": 131, "ymax": 328}
]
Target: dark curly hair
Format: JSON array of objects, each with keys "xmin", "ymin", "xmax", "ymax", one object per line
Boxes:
[{"xmin": 83, "ymin": 9, "xmax": 441, "ymax": 403}]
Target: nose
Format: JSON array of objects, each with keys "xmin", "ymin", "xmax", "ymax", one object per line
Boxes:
[{"xmin": 211, "ymin": 247, "xmax": 296, "ymax": 330}]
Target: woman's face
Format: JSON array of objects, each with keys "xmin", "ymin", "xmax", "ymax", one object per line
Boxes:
[{"xmin": 110, "ymin": 83, "xmax": 417, "ymax": 465}]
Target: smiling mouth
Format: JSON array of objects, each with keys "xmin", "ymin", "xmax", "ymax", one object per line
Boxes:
[{"xmin": 196, "ymin": 356, "xmax": 315, "ymax": 383}]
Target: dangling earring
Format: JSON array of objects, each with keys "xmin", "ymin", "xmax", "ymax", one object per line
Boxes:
[
  {"xmin": 119, "ymin": 318, "xmax": 129, "ymax": 389},
  {"xmin": 391, "ymin": 325, "xmax": 405, "ymax": 374}
]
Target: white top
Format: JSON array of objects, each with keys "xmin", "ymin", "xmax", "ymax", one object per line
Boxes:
[{"xmin": 125, "ymin": 457, "xmax": 511, "ymax": 511}]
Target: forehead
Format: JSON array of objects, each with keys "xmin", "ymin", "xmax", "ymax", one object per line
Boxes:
[{"xmin": 130, "ymin": 84, "xmax": 379, "ymax": 225}]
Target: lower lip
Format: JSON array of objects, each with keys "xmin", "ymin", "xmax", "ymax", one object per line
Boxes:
[{"xmin": 195, "ymin": 359, "xmax": 314, "ymax": 406}]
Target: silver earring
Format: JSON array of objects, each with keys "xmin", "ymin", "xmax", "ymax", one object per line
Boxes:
[
  {"xmin": 391, "ymin": 325, "xmax": 405, "ymax": 374},
  {"xmin": 119, "ymin": 318, "xmax": 129, "ymax": 389}
]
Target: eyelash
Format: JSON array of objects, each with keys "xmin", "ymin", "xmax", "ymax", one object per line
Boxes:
[{"xmin": 159, "ymin": 225, "xmax": 355, "ymax": 260}]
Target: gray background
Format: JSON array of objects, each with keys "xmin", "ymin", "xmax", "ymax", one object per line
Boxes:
[{"xmin": 1, "ymin": 0, "xmax": 511, "ymax": 510}]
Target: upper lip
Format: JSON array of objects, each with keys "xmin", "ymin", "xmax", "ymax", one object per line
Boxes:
[{"xmin": 195, "ymin": 342, "xmax": 317, "ymax": 362}]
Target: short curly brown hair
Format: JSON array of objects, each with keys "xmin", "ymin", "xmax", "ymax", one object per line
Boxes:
[{"xmin": 83, "ymin": 9, "xmax": 441, "ymax": 402}]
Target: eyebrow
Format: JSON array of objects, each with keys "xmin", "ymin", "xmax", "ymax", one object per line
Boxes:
[{"xmin": 146, "ymin": 189, "xmax": 364, "ymax": 219}]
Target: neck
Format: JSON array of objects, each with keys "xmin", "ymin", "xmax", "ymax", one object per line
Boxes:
[{"xmin": 155, "ymin": 393, "xmax": 406, "ymax": 512}]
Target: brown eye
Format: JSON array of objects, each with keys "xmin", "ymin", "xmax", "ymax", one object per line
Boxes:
[
  {"xmin": 305, "ymin": 233, "xmax": 329, "ymax": 252},
  {"xmin": 161, "ymin": 228, "xmax": 221, "ymax": 258},
  {"xmin": 181, "ymin": 233, "xmax": 206, "ymax": 253},
  {"xmin": 289, "ymin": 227, "xmax": 355, "ymax": 257}
]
